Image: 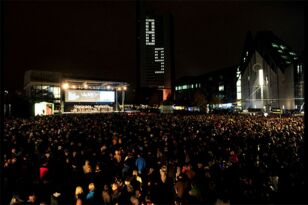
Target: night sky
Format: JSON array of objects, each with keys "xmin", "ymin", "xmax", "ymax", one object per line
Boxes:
[{"xmin": 2, "ymin": 0, "xmax": 305, "ymax": 93}]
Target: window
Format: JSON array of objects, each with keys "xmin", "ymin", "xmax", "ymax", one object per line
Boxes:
[
  {"xmin": 145, "ymin": 19, "xmax": 155, "ymax": 46},
  {"xmin": 289, "ymin": 51, "xmax": 296, "ymax": 56},
  {"xmin": 271, "ymin": 43, "xmax": 279, "ymax": 48},
  {"xmin": 280, "ymin": 45, "xmax": 287, "ymax": 50},
  {"xmin": 219, "ymin": 85, "xmax": 224, "ymax": 91}
]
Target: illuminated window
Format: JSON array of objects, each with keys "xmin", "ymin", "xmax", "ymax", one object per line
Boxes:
[
  {"xmin": 289, "ymin": 51, "xmax": 296, "ymax": 56},
  {"xmin": 236, "ymin": 67, "xmax": 242, "ymax": 100},
  {"xmin": 219, "ymin": 85, "xmax": 224, "ymax": 91},
  {"xmin": 259, "ymin": 69, "xmax": 264, "ymax": 86},
  {"xmin": 155, "ymin": 47, "xmax": 165, "ymax": 73},
  {"xmin": 271, "ymin": 43, "xmax": 279, "ymax": 48},
  {"xmin": 280, "ymin": 45, "xmax": 287, "ymax": 50},
  {"xmin": 145, "ymin": 19, "xmax": 155, "ymax": 46}
]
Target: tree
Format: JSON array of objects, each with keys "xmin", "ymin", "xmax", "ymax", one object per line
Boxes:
[{"xmin": 193, "ymin": 90, "xmax": 207, "ymax": 111}]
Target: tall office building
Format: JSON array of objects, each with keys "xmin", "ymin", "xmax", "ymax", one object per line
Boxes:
[{"xmin": 137, "ymin": 1, "xmax": 174, "ymax": 104}]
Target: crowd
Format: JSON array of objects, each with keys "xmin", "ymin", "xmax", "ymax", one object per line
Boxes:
[
  {"xmin": 70, "ymin": 105, "xmax": 113, "ymax": 113},
  {"xmin": 2, "ymin": 113, "xmax": 305, "ymax": 205}
]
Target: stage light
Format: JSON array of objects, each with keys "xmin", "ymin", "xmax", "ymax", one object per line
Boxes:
[{"xmin": 62, "ymin": 83, "xmax": 69, "ymax": 90}]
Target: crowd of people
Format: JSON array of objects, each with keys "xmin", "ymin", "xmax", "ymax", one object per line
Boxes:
[
  {"xmin": 2, "ymin": 113, "xmax": 305, "ymax": 205},
  {"xmin": 70, "ymin": 105, "xmax": 114, "ymax": 113}
]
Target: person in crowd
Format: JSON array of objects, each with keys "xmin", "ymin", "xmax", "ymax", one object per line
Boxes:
[
  {"xmin": 2, "ymin": 113, "xmax": 304, "ymax": 204},
  {"xmin": 74, "ymin": 186, "xmax": 84, "ymax": 205}
]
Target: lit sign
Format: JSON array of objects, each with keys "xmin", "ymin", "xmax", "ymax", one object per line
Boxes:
[
  {"xmin": 65, "ymin": 90, "xmax": 115, "ymax": 103},
  {"xmin": 145, "ymin": 19, "xmax": 155, "ymax": 45}
]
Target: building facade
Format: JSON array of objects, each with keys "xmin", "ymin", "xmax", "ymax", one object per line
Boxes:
[
  {"xmin": 137, "ymin": 1, "xmax": 174, "ymax": 104},
  {"xmin": 174, "ymin": 67, "xmax": 237, "ymax": 109},
  {"xmin": 238, "ymin": 31, "xmax": 304, "ymax": 111}
]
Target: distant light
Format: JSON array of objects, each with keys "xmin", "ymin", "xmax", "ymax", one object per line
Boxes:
[
  {"xmin": 271, "ymin": 43, "xmax": 279, "ymax": 48},
  {"xmin": 264, "ymin": 112, "xmax": 268, "ymax": 117},
  {"xmin": 123, "ymin": 86, "xmax": 127, "ymax": 91},
  {"xmin": 107, "ymin": 85, "xmax": 111, "ymax": 90},
  {"xmin": 84, "ymin": 84, "xmax": 88, "ymax": 88},
  {"xmin": 4, "ymin": 90, "xmax": 8, "ymax": 94},
  {"xmin": 72, "ymin": 85, "xmax": 76, "ymax": 89},
  {"xmin": 280, "ymin": 45, "xmax": 287, "ymax": 50},
  {"xmin": 62, "ymin": 83, "xmax": 69, "ymax": 90},
  {"xmin": 259, "ymin": 69, "xmax": 264, "ymax": 86},
  {"xmin": 289, "ymin": 51, "xmax": 296, "ymax": 56},
  {"xmin": 117, "ymin": 87, "xmax": 122, "ymax": 91}
]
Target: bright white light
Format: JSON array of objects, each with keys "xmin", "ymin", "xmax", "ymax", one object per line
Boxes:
[
  {"xmin": 219, "ymin": 85, "xmax": 224, "ymax": 91},
  {"xmin": 62, "ymin": 83, "xmax": 69, "ymax": 90},
  {"xmin": 123, "ymin": 87, "xmax": 127, "ymax": 91},
  {"xmin": 84, "ymin": 84, "xmax": 88, "ymax": 88},
  {"xmin": 259, "ymin": 69, "xmax": 264, "ymax": 86},
  {"xmin": 107, "ymin": 85, "xmax": 111, "ymax": 90},
  {"xmin": 145, "ymin": 19, "xmax": 155, "ymax": 45},
  {"xmin": 264, "ymin": 113, "xmax": 268, "ymax": 117}
]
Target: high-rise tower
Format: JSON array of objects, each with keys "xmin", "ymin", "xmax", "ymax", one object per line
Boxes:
[{"xmin": 137, "ymin": 1, "xmax": 174, "ymax": 104}]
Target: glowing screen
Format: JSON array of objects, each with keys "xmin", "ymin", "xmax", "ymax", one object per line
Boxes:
[{"xmin": 65, "ymin": 90, "xmax": 115, "ymax": 103}]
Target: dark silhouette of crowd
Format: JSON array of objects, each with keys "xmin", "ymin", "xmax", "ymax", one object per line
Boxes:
[{"xmin": 2, "ymin": 113, "xmax": 305, "ymax": 205}]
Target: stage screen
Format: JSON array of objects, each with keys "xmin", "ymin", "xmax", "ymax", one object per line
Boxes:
[{"xmin": 65, "ymin": 90, "xmax": 115, "ymax": 103}]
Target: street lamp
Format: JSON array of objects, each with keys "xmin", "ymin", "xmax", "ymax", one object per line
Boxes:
[{"xmin": 62, "ymin": 83, "xmax": 69, "ymax": 90}]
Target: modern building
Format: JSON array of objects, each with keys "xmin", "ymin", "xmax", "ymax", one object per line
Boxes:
[
  {"xmin": 137, "ymin": 1, "xmax": 174, "ymax": 104},
  {"xmin": 238, "ymin": 31, "xmax": 304, "ymax": 111},
  {"xmin": 174, "ymin": 66, "xmax": 237, "ymax": 110},
  {"xmin": 24, "ymin": 70, "xmax": 129, "ymax": 114}
]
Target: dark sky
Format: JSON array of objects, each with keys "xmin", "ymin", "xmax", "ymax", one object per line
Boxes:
[{"xmin": 2, "ymin": 0, "xmax": 305, "ymax": 92}]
